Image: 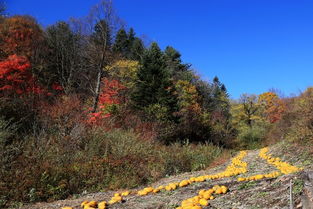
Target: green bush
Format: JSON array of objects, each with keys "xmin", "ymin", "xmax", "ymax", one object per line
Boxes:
[{"xmin": 238, "ymin": 125, "xmax": 267, "ymax": 149}]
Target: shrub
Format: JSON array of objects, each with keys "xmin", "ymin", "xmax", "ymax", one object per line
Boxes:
[
  {"xmin": 238, "ymin": 124, "xmax": 267, "ymax": 149},
  {"xmin": 0, "ymin": 117, "xmax": 16, "ymax": 145},
  {"xmin": 0, "ymin": 128, "xmax": 225, "ymax": 207},
  {"xmin": 286, "ymin": 88, "xmax": 313, "ymax": 144}
]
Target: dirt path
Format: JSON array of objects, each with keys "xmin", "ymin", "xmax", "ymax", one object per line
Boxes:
[{"xmin": 21, "ymin": 142, "xmax": 312, "ymax": 209}]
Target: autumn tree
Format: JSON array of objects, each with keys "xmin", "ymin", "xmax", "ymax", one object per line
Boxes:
[
  {"xmin": 0, "ymin": 54, "xmax": 48, "ymax": 131},
  {"xmin": 82, "ymin": 0, "xmax": 121, "ymax": 113},
  {"xmin": 173, "ymin": 80, "xmax": 211, "ymax": 142},
  {"xmin": 0, "ymin": 54, "xmax": 43, "ymax": 96},
  {"xmin": 230, "ymin": 94, "xmax": 268, "ymax": 148},
  {"xmin": 236, "ymin": 94, "xmax": 260, "ymax": 128},
  {"xmin": 88, "ymin": 78, "xmax": 126, "ymax": 124},
  {"xmin": 105, "ymin": 59, "xmax": 139, "ymax": 88},
  {"xmin": 258, "ymin": 92, "xmax": 285, "ymax": 123},
  {"xmin": 175, "ymin": 80, "xmax": 199, "ymax": 112},
  {"xmin": 0, "ymin": 15, "xmax": 43, "ymax": 59},
  {"xmin": 285, "ymin": 87, "xmax": 313, "ymax": 143}
]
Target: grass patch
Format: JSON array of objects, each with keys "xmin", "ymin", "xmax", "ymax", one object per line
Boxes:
[
  {"xmin": 292, "ymin": 179, "xmax": 304, "ymax": 195},
  {"xmin": 256, "ymin": 191, "xmax": 269, "ymax": 197},
  {"xmin": 238, "ymin": 181, "xmax": 258, "ymax": 190},
  {"xmin": 271, "ymin": 181, "xmax": 282, "ymax": 188}
]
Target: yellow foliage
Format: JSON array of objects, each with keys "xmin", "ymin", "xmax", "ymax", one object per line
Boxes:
[
  {"xmin": 231, "ymin": 96, "xmax": 262, "ymax": 129},
  {"xmin": 175, "ymin": 80, "xmax": 200, "ymax": 112},
  {"xmin": 258, "ymin": 92, "xmax": 285, "ymax": 123},
  {"xmin": 105, "ymin": 60, "xmax": 139, "ymax": 88}
]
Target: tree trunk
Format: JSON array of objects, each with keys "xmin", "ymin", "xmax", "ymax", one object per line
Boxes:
[{"xmin": 92, "ymin": 67, "xmax": 102, "ymax": 113}]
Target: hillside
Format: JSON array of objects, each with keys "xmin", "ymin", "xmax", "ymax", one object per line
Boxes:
[
  {"xmin": 1, "ymin": 1, "xmax": 313, "ymax": 209},
  {"xmin": 22, "ymin": 141, "xmax": 313, "ymax": 209}
]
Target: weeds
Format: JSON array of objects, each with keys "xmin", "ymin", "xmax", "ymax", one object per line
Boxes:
[
  {"xmin": 0, "ymin": 128, "xmax": 225, "ymax": 207},
  {"xmin": 292, "ymin": 179, "xmax": 304, "ymax": 195},
  {"xmin": 256, "ymin": 191, "xmax": 269, "ymax": 197},
  {"xmin": 238, "ymin": 181, "xmax": 257, "ymax": 190}
]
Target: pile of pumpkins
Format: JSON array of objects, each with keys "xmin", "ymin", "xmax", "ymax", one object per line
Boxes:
[
  {"xmin": 237, "ymin": 147, "xmax": 301, "ymax": 182},
  {"xmin": 176, "ymin": 185, "xmax": 228, "ymax": 209},
  {"xmin": 259, "ymin": 147, "xmax": 302, "ymax": 174}
]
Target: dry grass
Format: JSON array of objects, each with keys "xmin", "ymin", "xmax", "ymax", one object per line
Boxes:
[{"xmin": 0, "ymin": 127, "xmax": 225, "ymax": 208}]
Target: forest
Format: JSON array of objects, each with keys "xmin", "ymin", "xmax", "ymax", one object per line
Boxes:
[{"xmin": 0, "ymin": 1, "xmax": 312, "ymax": 208}]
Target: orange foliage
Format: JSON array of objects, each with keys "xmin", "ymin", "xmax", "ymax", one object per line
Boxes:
[
  {"xmin": 258, "ymin": 92, "xmax": 286, "ymax": 123},
  {"xmin": 0, "ymin": 16, "xmax": 43, "ymax": 58}
]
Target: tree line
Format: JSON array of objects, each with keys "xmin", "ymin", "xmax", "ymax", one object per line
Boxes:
[{"xmin": 0, "ymin": 0, "xmax": 234, "ymax": 145}]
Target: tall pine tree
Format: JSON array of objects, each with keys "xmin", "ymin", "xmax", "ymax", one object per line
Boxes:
[
  {"xmin": 113, "ymin": 27, "xmax": 144, "ymax": 61},
  {"xmin": 127, "ymin": 28, "xmax": 135, "ymax": 47},
  {"xmin": 164, "ymin": 46, "xmax": 190, "ymax": 79},
  {"xmin": 131, "ymin": 42, "xmax": 177, "ymax": 118},
  {"xmin": 112, "ymin": 28, "xmax": 128, "ymax": 57},
  {"xmin": 129, "ymin": 37, "xmax": 145, "ymax": 61}
]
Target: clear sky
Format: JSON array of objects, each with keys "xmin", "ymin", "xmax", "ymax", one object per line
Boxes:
[{"xmin": 6, "ymin": 0, "xmax": 313, "ymax": 98}]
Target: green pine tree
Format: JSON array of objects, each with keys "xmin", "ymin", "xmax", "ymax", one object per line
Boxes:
[
  {"xmin": 164, "ymin": 46, "xmax": 190, "ymax": 80},
  {"xmin": 112, "ymin": 28, "xmax": 128, "ymax": 57},
  {"xmin": 131, "ymin": 42, "xmax": 177, "ymax": 119},
  {"xmin": 127, "ymin": 28, "xmax": 135, "ymax": 47},
  {"xmin": 129, "ymin": 37, "xmax": 145, "ymax": 61}
]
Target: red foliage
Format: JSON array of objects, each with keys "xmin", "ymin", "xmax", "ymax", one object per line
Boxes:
[
  {"xmin": 87, "ymin": 78, "xmax": 126, "ymax": 125},
  {"xmin": 87, "ymin": 112, "xmax": 111, "ymax": 124},
  {"xmin": 0, "ymin": 54, "xmax": 45, "ymax": 96},
  {"xmin": 0, "ymin": 16, "xmax": 43, "ymax": 57},
  {"xmin": 52, "ymin": 83, "xmax": 63, "ymax": 91},
  {"xmin": 98, "ymin": 78, "xmax": 126, "ymax": 108}
]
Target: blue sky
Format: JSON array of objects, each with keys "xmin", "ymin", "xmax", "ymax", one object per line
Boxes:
[{"xmin": 7, "ymin": 0, "xmax": 313, "ymax": 98}]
